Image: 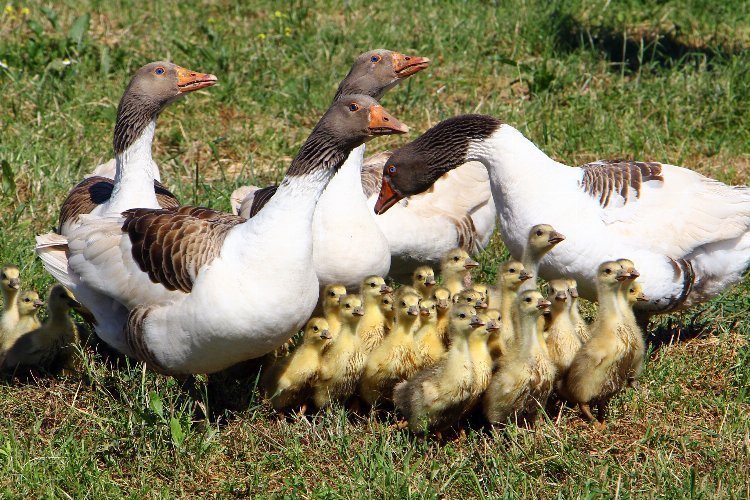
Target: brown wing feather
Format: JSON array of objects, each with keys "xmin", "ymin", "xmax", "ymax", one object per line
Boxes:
[
  {"xmin": 121, "ymin": 206, "xmax": 241, "ymax": 293},
  {"xmin": 579, "ymin": 160, "xmax": 664, "ymax": 208},
  {"xmin": 57, "ymin": 176, "xmax": 179, "ymax": 232},
  {"xmin": 360, "ymin": 150, "xmax": 392, "ymax": 199}
]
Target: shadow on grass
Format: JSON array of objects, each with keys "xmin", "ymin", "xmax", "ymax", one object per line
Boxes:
[
  {"xmin": 553, "ymin": 13, "xmax": 744, "ymax": 73},
  {"xmin": 645, "ymin": 310, "xmax": 727, "ymax": 353}
]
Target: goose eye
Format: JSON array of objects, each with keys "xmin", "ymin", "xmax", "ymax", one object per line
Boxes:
[
  {"xmin": 417, "ymin": 275, "xmax": 423, "ymax": 280},
  {"xmin": 370, "ymin": 282, "xmax": 376, "ymax": 287},
  {"xmin": 345, "ymin": 304, "xmax": 351, "ymax": 309},
  {"xmin": 401, "ymin": 301, "xmax": 406, "ymax": 307},
  {"xmin": 509, "ymin": 268, "xmax": 516, "ymax": 273},
  {"xmin": 313, "ymin": 326, "xmax": 319, "ymax": 331},
  {"xmin": 605, "ymin": 269, "xmax": 612, "ymax": 274},
  {"xmin": 459, "ymin": 313, "xmax": 466, "ymax": 319},
  {"xmin": 525, "ymin": 297, "xmax": 532, "ymax": 302},
  {"xmin": 387, "ymin": 165, "xmax": 397, "ymax": 175},
  {"xmin": 348, "ymin": 102, "xmax": 359, "ymax": 112},
  {"xmin": 24, "ymin": 298, "xmax": 30, "ymax": 302},
  {"xmin": 453, "ymin": 256, "xmax": 459, "ymax": 262},
  {"xmin": 370, "ymin": 55, "xmax": 381, "ymax": 63},
  {"xmin": 154, "ymin": 67, "xmax": 165, "ymax": 76},
  {"xmin": 536, "ymin": 230, "xmax": 543, "ymax": 236}
]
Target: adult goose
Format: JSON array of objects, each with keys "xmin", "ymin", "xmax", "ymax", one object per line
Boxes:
[
  {"xmin": 374, "ymin": 115, "xmax": 750, "ymax": 314},
  {"xmin": 232, "ymin": 49, "xmax": 429, "ymax": 288},
  {"xmin": 45, "ymin": 96, "xmax": 407, "ymax": 375},
  {"xmin": 56, "ymin": 61, "xmax": 217, "ymax": 236}
]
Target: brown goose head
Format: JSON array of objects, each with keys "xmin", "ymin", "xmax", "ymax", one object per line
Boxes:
[
  {"xmin": 334, "ymin": 49, "xmax": 430, "ymax": 102},
  {"xmin": 114, "ymin": 61, "xmax": 217, "ymax": 154},
  {"xmin": 374, "ymin": 115, "xmax": 502, "ymax": 214}
]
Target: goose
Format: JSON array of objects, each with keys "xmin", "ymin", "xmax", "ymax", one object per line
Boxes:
[
  {"xmin": 518, "ymin": 224, "xmax": 566, "ymax": 292},
  {"xmin": 453, "ymin": 289, "xmax": 488, "ymax": 310},
  {"xmin": 566, "ymin": 278, "xmax": 590, "ymax": 343},
  {"xmin": 414, "ymin": 298, "xmax": 445, "ymax": 365},
  {"xmin": 374, "ymin": 115, "xmax": 750, "ymax": 315},
  {"xmin": 559, "ymin": 261, "xmax": 643, "ymax": 424},
  {"xmin": 544, "ymin": 279, "xmax": 581, "ymax": 378},
  {"xmin": 411, "ymin": 265, "xmax": 437, "ymax": 298},
  {"xmin": 431, "ymin": 286, "xmax": 452, "ymax": 346},
  {"xmin": 440, "ymin": 248, "xmax": 478, "ymax": 295},
  {"xmin": 493, "ymin": 261, "xmax": 532, "ymax": 358},
  {"xmin": 321, "ymin": 284, "xmax": 348, "ymax": 336},
  {"xmin": 260, "ymin": 317, "xmax": 334, "ymax": 413},
  {"xmin": 57, "ymin": 62, "xmax": 217, "ymax": 236},
  {"xmin": 313, "ymin": 294, "xmax": 365, "ymax": 408},
  {"xmin": 466, "ymin": 312, "xmax": 494, "ymax": 409},
  {"xmin": 0, "ymin": 264, "xmax": 22, "ymax": 340},
  {"xmin": 357, "ymin": 275, "xmax": 393, "ymax": 354},
  {"xmin": 1, "ymin": 290, "xmax": 43, "ymax": 359},
  {"xmin": 233, "ymin": 50, "xmax": 430, "ymax": 289},
  {"xmin": 2, "ymin": 285, "xmax": 80, "ymax": 371},
  {"xmin": 392, "ymin": 304, "xmax": 479, "ymax": 434},
  {"xmin": 40, "ymin": 95, "xmax": 408, "ymax": 375},
  {"xmin": 379, "ymin": 292, "xmax": 396, "ymax": 330}
]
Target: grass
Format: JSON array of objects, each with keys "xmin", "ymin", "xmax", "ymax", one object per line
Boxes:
[{"xmin": 1, "ymin": 0, "xmax": 750, "ymax": 496}]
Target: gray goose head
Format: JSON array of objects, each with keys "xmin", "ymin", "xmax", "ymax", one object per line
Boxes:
[
  {"xmin": 113, "ymin": 61, "xmax": 217, "ymax": 154},
  {"xmin": 373, "ymin": 114, "xmax": 502, "ymax": 214},
  {"xmin": 286, "ymin": 94, "xmax": 409, "ymax": 176},
  {"xmin": 333, "ymin": 49, "xmax": 430, "ymax": 102}
]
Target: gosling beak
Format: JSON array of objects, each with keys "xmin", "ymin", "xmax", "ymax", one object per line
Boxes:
[
  {"xmin": 570, "ymin": 287, "xmax": 579, "ymax": 299},
  {"xmin": 548, "ymin": 231, "xmax": 566, "ymax": 245},
  {"xmin": 8, "ymin": 278, "xmax": 20, "ymax": 290},
  {"xmin": 380, "ymin": 284, "xmax": 393, "ymax": 294},
  {"xmin": 367, "ymin": 104, "xmax": 409, "ymax": 136},
  {"xmin": 464, "ymin": 257, "xmax": 479, "ymax": 269},
  {"xmin": 33, "ymin": 299, "xmax": 44, "ymax": 308},
  {"xmin": 374, "ymin": 175, "xmax": 403, "ymax": 215},
  {"xmin": 636, "ymin": 292, "xmax": 648, "ymax": 302},
  {"xmin": 537, "ymin": 299, "xmax": 551, "ymax": 311},
  {"xmin": 437, "ymin": 299, "xmax": 450, "ymax": 310},
  {"xmin": 420, "ymin": 307, "xmax": 430, "ymax": 317},
  {"xmin": 486, "ymin": 320, "xmax": 501, "ymax": 332},
  {"xmin": 353, "ymin": 306, "xmax": 365, "ymax": 317},
  {"xmin": 476, "ymin": 300, "xmax": 488, "ymax": 309},
  {"xmin": 175, "ymin": 66, "xmax": 218, "ymax": 93},
  {"xmin": 628, "ymin": 268, "xmax": 641, "ymax": 279},
  {"xmin": 319, "ymin": 329, "xmax": 332, "ymax": 340},
  {"xmin": 424, "ymin": 278, "xmax": 436, "ymax": 287},
  {"xmin": 392, "ymin": 53, "xmax": 431, "ymax": 78},
  {"xmin": 555, "ymin": 291, "xmax": 567, "ymax": 302},
  {"xmin": 407, "ymin": 306, "xmax": 420, "ymax": 316},
  {"xmin": 67, "ymin": 298, "xmax": 82, "ymax": 309},
  {"xmin": 615, "ymin": 271, "xmax": 629, "ymax": 282},
  {"xmin": 519, "ymin": 271, "xmax": 533, "ymax": 282},
  {"xmin": 469, "ymin": 315, "xmax": 486, "ymax": 328}
]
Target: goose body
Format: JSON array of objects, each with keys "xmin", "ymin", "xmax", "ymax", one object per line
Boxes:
[
  {"xmin": 0, "ymin": 265, "xmax": 22, "ymax": 342},
  {"xmin": 39, "ymin": 97, "xmax": 407, "ymax": 375},
  {"xmin": 544, "ymin": 279, "xmax": 582, "ymax": 376},
  {"xmin": 376, "ymin": 116, "xmax": 750, "ymax": 313},
  {"xmin": 1, "ymin": 290, "xmax": 43, "ymax": 361},
  {"xmin": 357, "ymin": 275, "xmax": 393, "ymax": 354}
]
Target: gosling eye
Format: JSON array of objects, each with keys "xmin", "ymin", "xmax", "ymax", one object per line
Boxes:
[
  {"xmin": 400, "ymin": 301, "xmax": 406, "ymax": 307},
  {"xmin": 453, "ymin": 256, "xmax": 459, "ymax": 262},
  {"xmin": 525, "ymin": 297, "xmax": 532, "ymax": 303},
  {"xmin": 313, "ymin": 326, "xmax": 319, "ymax": 331},
  {"xmin": 370, "ymin": 55, "xmax": 381, "ymax": 63},
  {"xmin": 509, "ymin": 268, "xmax": 516, "ymax": 273},
  {"xmin": 416, "ymin": 275, "xmax": 423, "ymax": 280},
  {"xmin": 154, "ymin": 67, "xmax": 165, "ymax": 76},
  {"xmin": 345, "ymin": 304, "xmax": 351, "ymax": 309},
  {"xmin": 605, "ymin": 268, "xmax": 612, "ymax": 274},
  {"xmin": 24, "ymin": 298, "xmax": 30, "ymax": 302},
  {"xmin": 536, "ymin": 230, "xmax": 543, "ymax": 236},
  {"xmin": 370, "ymin": 282, "xmax": 376, "ymax": 288},
  {"xmin": 387, "ymin": 165, "xmax": 397, "ymax": 174},
  {"xmin": 329, "ymin": 291, "xmax": 336, "ymax": 297},
  {"xmin": 459, "ymin": 313, "xmax": 466, "ymax": 319},
  {"xmin": 348, "ymin": 102, "xmax": 360, "ymax": 112}
]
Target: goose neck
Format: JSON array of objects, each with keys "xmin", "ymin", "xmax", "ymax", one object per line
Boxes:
[{"xmin": 109, "ymin": 120, "xmax": 158, "ymax": 213}]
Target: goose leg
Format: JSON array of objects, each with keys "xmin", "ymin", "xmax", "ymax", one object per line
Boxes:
[{"xmin": 579, "ymin": 402, "xmax": 596, "ymax": 422}]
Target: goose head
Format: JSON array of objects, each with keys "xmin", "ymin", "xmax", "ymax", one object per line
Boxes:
[
  {"xmin": 114, "ymin": 61, "xmax": 217, "ymax": 154},
  {"xmin": 517, "ymin": 290, "xmax": 551, "ymax": 320},
  {"xmin": 471, "ymin": 283, "xmax": 489, "ymax": 302},
  {"xmin": 339, "ymin": 294, "xmax": 365, "ymax": 325},
  {"xmin": 379, "ymin": 292, "xmax": 395, "ymax": 320},
  {"xmin": 17, "ymin": 290, "xmax": 43, "ymax": 317},
  {"xmin": 616, "ymin": 258, "xmax": 640, "ymax": 282},
  {"xmin": 334, "ymin": 49, "xmax": 430, "ymax": 101},
  {"xmin": 454, "ymin": 289, "xmax": 488, "ymax": 310},
  {"xmin": 1, "ymin": 264, "xmax": 20, "ymax": 292},
  {"xmin": 396, "ymin": 292, "xmax": 421, "ymax": 322},
  {"xmin": 449, "ymin": 304, "xmax": 479, "ymax": 339},
  {"xmin": 47, "ymin": 284, "xmax": 81, "ymax": 313},
  {"xmin": 361, "ymin": 275, "xmax": 392, "ymax": 301},
  {"xmin": 627, "ymin": 282, "xmax": 648, "ymax": 305},
  {"xmin": 597, "ymin": 261, "xmax": 629, "ymax": 290},
  {"xmin": 412, "ymin": 266, "xmax": 436, "ymax": 294},
  {"xmin": 418, "ymin": 299, "xmax": 438, "ymax": 325},
  {"xmin": 485, "ymin": 308, "xmax": 501, "ymax": 323},
  {"xmin": 546, "ymin": 278, "xmax": 570, "ymax": 312},
  {"xmin": 304, "ymin": 317, "xmax": 333, "ymax": 343},
  {"xmin": 441, "ymin": 248, "xmax": 478, "ymax": 276},
  {"xmin": 498, "ymin": 260, "xmax": 532, "ymax": 291},
  {"xmin": 566, "ymin": 278, "xmax": 580, "ymax": 300},
  {"xmin": 322, "ymin": 284, "xmax": 347, "ymax": 315},
  {"xmin": 526, "ymin": 224, "xmax": 565, "ymax": 257},
  {"xmin": 374, "ymin": 115, "xmax": 502, "ymax": 213},
  {"xmin": 431, "ymin": 286, "xmax": 452, "ymax": 312}
]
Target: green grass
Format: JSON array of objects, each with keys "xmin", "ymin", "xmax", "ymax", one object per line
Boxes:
[{"xmin": 1, "ymin": 0, "xmax": 750, "ymax": 496}]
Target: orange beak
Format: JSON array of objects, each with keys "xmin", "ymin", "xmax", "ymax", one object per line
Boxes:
[
  {"xmin": 175, "ymin": 65, "xmax": 218, "ymax": 93},
  {"xmin": 374, "ymin": 175, "xmax": 403, "ymax": 214},
  {"xmin": 368, "ymin": 105, "xmax": 409, "ymax": 136},
  {"xmin": 392, "ymin": 53, "xmax": 431, "ymax": 78}
]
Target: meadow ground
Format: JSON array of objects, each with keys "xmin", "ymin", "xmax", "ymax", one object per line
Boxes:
[{"xmin": 1, "ymin": 0, "xmax": 750, "ymax": 496}]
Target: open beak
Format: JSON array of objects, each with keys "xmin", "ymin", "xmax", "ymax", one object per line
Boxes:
[
  {"xmin": 464, "ymin": 257, "xmax": 479, "ymax": 269},
  {"xmin": 368, "ymin": 104, "xmax": 409, "ymax": 136},
  {"xmin": 407, "ymin": 306, "xmax": 420, "ymax": 316},
  {"xmin": 374, "ymin": 175, "xmax": 403, "ymax": 214},
  {"xmin": 8, "ymin": 278, "xmax": 20, "ymax": 290},
  {"xmin": 469, "ymin": 316, "xmax": 486, "ymax": 328},
  {"xmin": 320, "ymin": 329, "xmax": 332, "ymax": 340},
  {"xmin": 176, "ymin": 66, "xmax": 218, "ymax": 93},
  {"xmin": 519, "ymin": 271, "xmax": 533, "ymax": 282},
  {"xmin": 380, "ymin": 284, "xmax": 393, "ymax": 294},
  {"xmin": 33, "ymin": 299, "xmax": 44, "ymax": 308},
  {"xmin": 548, "ymin": 231, "xmax": 566, "ymax": 245},
  {"xmin": 392, "ymin": 53, "xmax": 431, "ymax": 78}
]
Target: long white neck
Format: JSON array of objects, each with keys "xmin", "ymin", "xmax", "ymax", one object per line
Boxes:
[{"xmin": 108, "ymin": 120, "xmax": 159, "ymax": 214}]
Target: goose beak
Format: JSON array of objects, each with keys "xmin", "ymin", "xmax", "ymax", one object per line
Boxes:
[
  {"xmin": 33, "ymin": 299, "xmax": 44, "ymax": 308},
  {"xmin": 476, "ymin": 300, "xmax": 488, "ymax": 309},
  {"xmin": 469, "ymin": 316, "xmax": 485, "ymax": 328},
  {"xmin": 374, "ymin": 175, "xmax": 403, "ymax": 214},
  {"xmin": 628, "ymin": 268, "xmax": 641, "ymax": 279},
  {"xmin": 425, "ymin": 277, "xmax": 436, "ymax": 286},
  {"xmin": 519, "ymin": 271, "xmax": 533, "ymax": 282},
  {"xmin": 319, "ymin": 329, "xmax": 332, "ymax": 340},
  {"xmin": 615, "ymin": 271, "xmax": 629, "ymax": 282},
  {"xmin": 537, "ymin": 299, "xmax": 551, "ymax": 311},
  {"xmin": 392, "ymin": 53, "xmax": 431, "ymax": 78},
  {"xmin": 636, "ymin": 292, "xmax": 648, "ymax": 302},
  {"xmin": 420, "ymin": 307, "xmax": 430, "ymax": 317},
  {"xmin": 407, "ymin": 306, "xmax": 420, "ymax": 316},
  {"xmin": 555, "ymin": 291, "xmax": 567, "ymax": 302},
  {"xmin": 8, "ymin": 278, "xmax": 20, "ymax": 290},
  {"xmin": 486, "ymin": 320, "xmax": 500, "ymax": 332},
  {"xmin": 367, "ymin": 105, "xmax": 409, "ymax": 136},
  {"xmin": 464, "ymin": 257, "xmax": 479, "ymax": 269},
  {"xmin": 353, "ymin": 306, "xmax": 365, "ymax": 317},
  {"xmin": 175, "ymin": 66, "xmax": 218, "ymax": 93},
  {"xmin": 570, "ymin": 287, "xmax": 579, "ymax": 298},
  {"xmin": 548, "ymin": 231, "xmax": 566, "ymax": 245},
  {"xmin": 437, "ymin": 299, "xmax": 450, "ymax": 310},
  {"xmin": 380, "ymin": 284, "xmax": 393, "ymax": 294}
]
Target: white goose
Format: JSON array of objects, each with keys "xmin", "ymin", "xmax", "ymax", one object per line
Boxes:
[
  {"xmin": 375, "ymin": 115, "xmax": 750, "ymax": 314},
  {"xmin": 232, "ymin": 50, "xmax": 429, "ymax": 289},
  {"xmin": 39, "ymin": 96, "xmax": 408, "ymax": 375}
]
